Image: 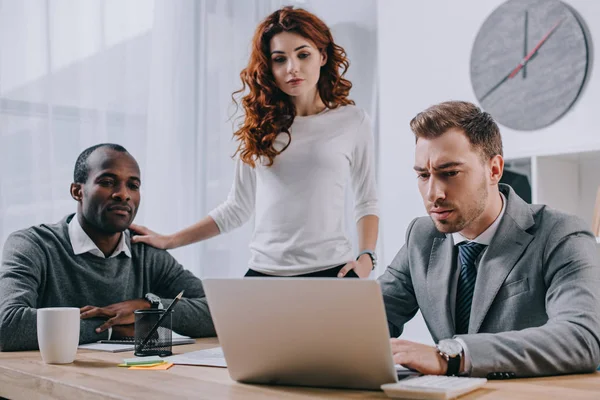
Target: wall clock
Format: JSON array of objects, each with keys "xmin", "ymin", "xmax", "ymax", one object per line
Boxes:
[{"xmin": 470, "ymin": 0, "xmax": 590, "ymax": 131}]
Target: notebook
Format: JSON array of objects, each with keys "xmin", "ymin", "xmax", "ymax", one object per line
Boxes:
[{"xmin": 79, "ymin": 336, "xmax": 195, "ymax": 353}]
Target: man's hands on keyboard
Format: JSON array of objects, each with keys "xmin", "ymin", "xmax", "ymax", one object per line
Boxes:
[{"xmin": 390, "ymin": 339, "xmax": 449, "ymax": 376}]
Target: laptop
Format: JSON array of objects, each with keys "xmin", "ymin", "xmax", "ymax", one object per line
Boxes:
[{"xmin": 203, "ymin": 278, "xmax": 399, "ymax": 390}]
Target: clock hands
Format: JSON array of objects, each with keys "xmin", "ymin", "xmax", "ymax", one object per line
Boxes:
[
  {"xmin": 508, "ymin": 17, "xmax": 564, "ymax": 79},
  {"xmin": 479, "ymin": 70, "xmax": 512, "ymax": 102},
  {"xmin": 480, "ymin": 17, "xmax": 564, "ymax": 102},
  {"xmin": 522, "ymin": 10, "xmax": 528, "ymax": 78}
]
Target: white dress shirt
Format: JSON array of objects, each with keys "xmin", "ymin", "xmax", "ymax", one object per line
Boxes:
[
  {"xmin": 68, "ymin": 214, "xmax": 131, "ymax": 259},
  {"xmin": 449, "ymin": 192, "xmax": 506, "ymax": 374}
]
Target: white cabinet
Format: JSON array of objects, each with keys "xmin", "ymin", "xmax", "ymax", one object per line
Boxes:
[{"xmin": 505, "ymin": 150, "xmax": 600, "ymax": 241}]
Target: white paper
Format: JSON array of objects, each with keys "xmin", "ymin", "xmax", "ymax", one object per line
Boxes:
[
  {"xmin": 165, "ymin": 346, "xmax": 227, "ymax": 367},
  {"xmin": 78, "ymin": 343, "xmax": 134, "ymax": 352}
]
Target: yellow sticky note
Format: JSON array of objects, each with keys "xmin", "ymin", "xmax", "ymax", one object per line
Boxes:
[
  {"xmin": 129, "ymin": 362, "xmax": 173, "ymax": 370},
  {"xmin": 121, "ymin": 361, "xmax": 165, "ymax": 368}
]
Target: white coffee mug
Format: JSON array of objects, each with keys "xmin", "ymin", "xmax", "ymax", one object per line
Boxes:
[{"xmin": 37, "ymin": 307, "xmax": 80, "ymax": 364}]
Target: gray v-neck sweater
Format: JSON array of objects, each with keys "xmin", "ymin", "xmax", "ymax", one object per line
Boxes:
[{"xmin": 0, "ymin": 214, "xmax": 215, "ymax": 351}]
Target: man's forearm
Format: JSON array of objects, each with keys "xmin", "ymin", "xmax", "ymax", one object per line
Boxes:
[
  {"xmin": 0, "ymin": 306, "xmax": 39, "ymax": 351},
  {"xmin": 457, "ymin": 321, "xmax": 600, "ymax": 377},
  {"xmin": 0, "ymin": 307, "xmax": 109, "ymax": 351}
]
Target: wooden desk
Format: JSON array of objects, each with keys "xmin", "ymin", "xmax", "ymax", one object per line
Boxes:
[{"xmin": 1, "ymin": 338, "xmax": 599, "ymax": 399}]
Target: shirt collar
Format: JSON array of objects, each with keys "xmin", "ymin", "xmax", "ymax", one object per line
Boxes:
[
  {"xmin": 451, "ymin": 192, "xmax": 507, "ymax": 246},
  {"xmin": 68, "ymin": 214, "xmax": 132, "ymax": 259}
]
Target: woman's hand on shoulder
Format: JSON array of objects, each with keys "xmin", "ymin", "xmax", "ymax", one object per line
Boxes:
[{"xmin": 129, "ymin": 224, "xmax": 173, "ymax": 250}]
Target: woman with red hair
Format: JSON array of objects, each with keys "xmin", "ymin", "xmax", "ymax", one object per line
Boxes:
[{"xmin": 132, "ymin": 7, "xmax": 379, "ymax": 278}]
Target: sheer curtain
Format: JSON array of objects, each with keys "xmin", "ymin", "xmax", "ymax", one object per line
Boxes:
[
  {"xmin": 0, "ymin": 0, "xmax": 378, "ymax": 278},
  {"xmin": 0, "ymin": 0, "xmax": 156, "ymax": 251}
]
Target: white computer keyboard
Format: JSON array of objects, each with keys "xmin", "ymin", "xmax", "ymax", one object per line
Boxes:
[{"xmin": 381, "ymin": 375, "xmax": 487, "ymax": 400}]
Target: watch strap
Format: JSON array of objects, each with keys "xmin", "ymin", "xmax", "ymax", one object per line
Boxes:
[
  {"xmin": 356, "ymin": 250, "xmax": 376, "ymax": 270},
  {"xmin": 446, "ymin": 353, "xmax": 461, "ymax": 376}
]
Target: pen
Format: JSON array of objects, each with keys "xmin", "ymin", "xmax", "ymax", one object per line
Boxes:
[{"xmin": 139, "ymin": 290, "xmax": 184, "ymax": 350}]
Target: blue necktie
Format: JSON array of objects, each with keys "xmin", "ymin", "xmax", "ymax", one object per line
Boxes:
[{"xmin": 455, "ymin": 241, "xmax": 487, "ymax": 334}]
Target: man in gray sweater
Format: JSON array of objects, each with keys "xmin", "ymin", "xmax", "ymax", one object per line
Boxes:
[{"xmin": 0, "ymin": 144, "xmax": 216, "ymax": 351}]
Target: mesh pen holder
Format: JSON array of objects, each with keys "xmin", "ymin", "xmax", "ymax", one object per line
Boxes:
[{"xmin": 134, "ymin": 309, "xmax": 173, "ymax": 357}]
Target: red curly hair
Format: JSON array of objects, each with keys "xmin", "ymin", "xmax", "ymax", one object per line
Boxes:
[{"xmin": 233, "ymin": 6, "xmax": 355, "ymax": 167}]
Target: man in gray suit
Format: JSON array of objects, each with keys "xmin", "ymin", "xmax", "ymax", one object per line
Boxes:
[{"xmin": 378, "ymin": 101, "xmax": 600, "ymax": 378}]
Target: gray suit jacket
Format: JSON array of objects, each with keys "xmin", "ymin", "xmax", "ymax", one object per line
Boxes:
[{"xmin": 378, "ymin": 184, "xmax": 600, "ymax": 378}]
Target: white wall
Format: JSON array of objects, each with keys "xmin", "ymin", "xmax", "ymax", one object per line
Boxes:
[{"xmin": 377, "ymin": 0, "xmax": 600, "ymax": 343}]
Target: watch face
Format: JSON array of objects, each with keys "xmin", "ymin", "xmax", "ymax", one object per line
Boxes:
[
  {"xmin": 146, "ymin": 293, "xmax": 160, "ymax": 303},
  {"xmin": 470, "ymin": 0, "xmax": 589, "ymax": 130},
  {"xmin": 439, "ymin": 340, "xmax": 463, "ymax": 357}
]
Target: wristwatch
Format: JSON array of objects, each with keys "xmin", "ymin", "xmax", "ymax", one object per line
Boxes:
[
  {"xmin": 356, "ymin": 250, "xmax": 377, "ymax": 270},
  {"xmin": 436, "ymin": 339, "xmax": 463, "ymax": 376},
  {"xmin": 144, "ymin": 293, "xmax": 164, "ymax": 309}
]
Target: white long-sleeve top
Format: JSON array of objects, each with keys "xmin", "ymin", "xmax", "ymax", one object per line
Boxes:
[{"xmin": 209, "ymin": 105, "xmax": 379, "ymax": 276}]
